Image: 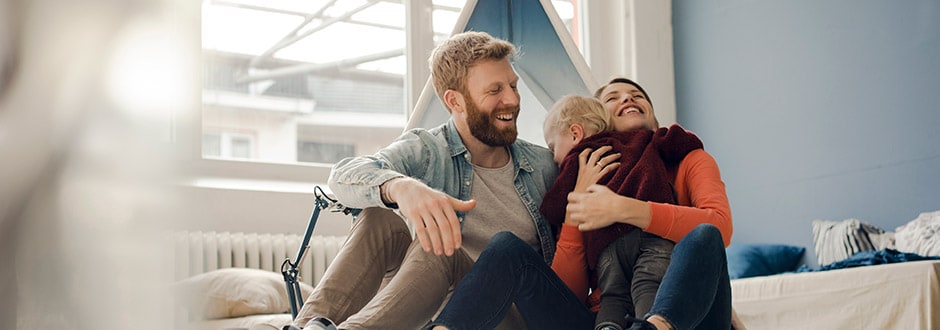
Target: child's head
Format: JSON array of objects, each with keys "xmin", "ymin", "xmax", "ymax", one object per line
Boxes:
[{"xmin": 543, "ymin": 94, "xmax": 612, "ymax": 165}]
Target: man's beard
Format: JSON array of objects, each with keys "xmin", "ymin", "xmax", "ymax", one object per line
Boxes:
[{"xmin": 465, "ymin": 95, "xmax": 519, "ymax": 147}]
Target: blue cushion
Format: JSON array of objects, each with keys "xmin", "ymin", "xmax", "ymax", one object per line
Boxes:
[{"xmin": 726, "ymin": 244, "xmax": 805, "ymax": 279}]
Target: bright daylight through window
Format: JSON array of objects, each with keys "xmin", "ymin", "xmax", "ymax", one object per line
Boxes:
[{"xmin": 201, "ymin": 0, "xmax": 576, "ymax": 166}]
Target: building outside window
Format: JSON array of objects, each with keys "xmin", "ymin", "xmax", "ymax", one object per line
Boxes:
[{"xmin": 201, "ymin": 0, "xmax": 577, "ymax": 166}]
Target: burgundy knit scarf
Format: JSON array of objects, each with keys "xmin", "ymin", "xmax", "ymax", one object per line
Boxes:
[{"xmin": 539, "ymin": 124, "xmax": 704, "ymax": 269}]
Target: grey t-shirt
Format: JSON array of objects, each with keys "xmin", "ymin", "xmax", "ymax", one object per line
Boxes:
[{"xmin": 461, "ymin": 157, "xmax": 540, "ymax": 261}]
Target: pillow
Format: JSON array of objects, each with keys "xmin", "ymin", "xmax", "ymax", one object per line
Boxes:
[
  {"xmin": 726, "ymin": 244, "xmax": 805, "ymax": 279},
  {"xmin": 812, "ymin": 218, "xmax": 894, "ymax": 266},
  {"xmin": 895, "ymin": 210, "xmax": 940, "ymax": 257},
  {"xmin": 172, "ymin": 268, "xmax": 315, "ymax": 320}
]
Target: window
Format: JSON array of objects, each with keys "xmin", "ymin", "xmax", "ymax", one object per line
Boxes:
[
  {"xmin": 200, "ymin": 0, "xmax": 578, "ymax": 167},
  {"xmin": 203, "ymin": 131, "xmax": 256, "ymax": 159},
  {"xmin": 297, "ymin": 141, "xmax": 355, "ymax": 164}
]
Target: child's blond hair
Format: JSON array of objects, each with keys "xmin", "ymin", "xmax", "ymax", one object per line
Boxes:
[{"xmin": 544, "ymin": 94, "xmax": 612, "ymax": 137}]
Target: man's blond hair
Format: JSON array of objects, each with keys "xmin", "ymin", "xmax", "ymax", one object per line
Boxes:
[
  {"xmin": 429, "ymin": 31, "xmax": 516, "ymax": 112},
  {"xmin": 544, "ymin": 94, "xmax": 612, "ymax": 137}
]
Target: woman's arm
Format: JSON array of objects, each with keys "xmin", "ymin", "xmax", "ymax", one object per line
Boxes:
[
  {"xmin": 647, "ymin": 149, "xmax": 732, "ymax": 246},
  {"xmin": 549, "ymin": 147, "xmax": 620, "ymax": 302},
  {"xmin": 550, "ymin": 224, "xmax": 590, "ymax": 304},
  {"xmin": 566, "ymin": 149, "xmax": 733, "ymax": 246}
]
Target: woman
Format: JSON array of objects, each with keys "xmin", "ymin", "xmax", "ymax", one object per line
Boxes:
[{"xmin": 428, "ymin": 78, "xmax": 735, "ymax": 330}]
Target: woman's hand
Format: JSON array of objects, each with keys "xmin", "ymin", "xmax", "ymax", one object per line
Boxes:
[
  {"xmin": 562, "ymin": 146, "xmax": 619, "ymax": 227},
  {"xmin": 573, "ymin": 146, "xmax": 620, "ymax": 192},
  {"xmin": 566, "ymin": 184, "xmax": 651, "ymax": 231}
]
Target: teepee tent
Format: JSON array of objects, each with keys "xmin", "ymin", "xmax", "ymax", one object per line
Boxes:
[{"xmin": 406, "ymin": 0, "xmax": 597, "ymax": 144}]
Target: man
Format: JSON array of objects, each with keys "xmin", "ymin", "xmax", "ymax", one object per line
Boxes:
[{"xmin": 291, "ymin": 31, "xmax": 558, "ymax": 330}]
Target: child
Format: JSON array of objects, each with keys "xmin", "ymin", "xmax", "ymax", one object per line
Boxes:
[{"xmin": 541, "ymin": 94, "xmax": 700, "ymax": 330}]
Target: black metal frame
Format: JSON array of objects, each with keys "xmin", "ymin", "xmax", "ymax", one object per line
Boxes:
[{"xmin": 281, "ymin": 186, "xmax": 357, "ymax": 319}]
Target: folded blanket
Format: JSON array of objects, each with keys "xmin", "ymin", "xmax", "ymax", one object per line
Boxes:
[
  {"xmin": 540, "ymin": 124, "xmax": 703, "ymax": 269},
  {"xmin": 797, "ymin": 248, "xmax": 940, "ymax": 272}
]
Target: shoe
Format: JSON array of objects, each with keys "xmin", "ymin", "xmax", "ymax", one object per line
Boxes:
[
  {"xmin": 625, "ymin": 316, "xmax": 656, "ymax": 330},
  {"xmin": 304, "ymin": 317, "xmax": 337, "ymax": 330}
]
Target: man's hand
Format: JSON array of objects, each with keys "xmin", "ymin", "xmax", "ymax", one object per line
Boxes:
[
  {"xmin": 566, "ymin": 184, "xmax": 650, "ymax": 231},
  {"xmin": 384, "ymin": 177, "xmax": 476, "ymax": 256}
]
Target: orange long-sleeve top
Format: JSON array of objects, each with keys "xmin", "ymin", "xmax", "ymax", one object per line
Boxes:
[{"xmin": 550, "ymin": 149, "xmax": 733, "ymax": 311}]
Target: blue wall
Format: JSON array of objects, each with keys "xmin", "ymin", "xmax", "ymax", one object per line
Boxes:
[{"xmin": 672, "ymin": 0, "xmax": 940, "ymax": 266}]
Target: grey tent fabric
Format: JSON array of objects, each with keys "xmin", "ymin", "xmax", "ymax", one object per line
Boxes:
[{"xmin": 407, "ymin": 0, "xmax": 595, "ymax": 130}]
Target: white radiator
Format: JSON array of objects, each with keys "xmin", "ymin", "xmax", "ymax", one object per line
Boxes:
[{"xmin": 173, "ymin": 231, "xmax": 346, "ymax": 287}]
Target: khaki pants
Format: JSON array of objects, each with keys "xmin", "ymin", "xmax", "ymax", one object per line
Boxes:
[{"xmin": 294, "ymin": 207, "xmax": 476, "ymax": 330}]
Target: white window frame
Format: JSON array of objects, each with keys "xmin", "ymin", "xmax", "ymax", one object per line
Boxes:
[
  {"xmin": 178, "ymin": 0, "xmax": 675, "ymax": 189},
  {"xmin": 177, "ymin": 1, "xmax": 438, "ymax": 188},
  {"xmin": 580, "ymin": 0, "xmax": 676, "ymax": 126},
  {"xmin": 203, "ymin": 131, "xmax": 257, "ymax": 159}
]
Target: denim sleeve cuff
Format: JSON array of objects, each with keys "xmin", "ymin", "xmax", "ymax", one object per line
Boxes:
[
  {"xmin": 330, "ymin": 170, "xmax": 405, "ymax": 209},
  {"xmin": 369, "ymin": 173, "xmax": 405, "ymax": 209},
  {"xmin": 378, "ymin": 174, "xmax": 408, "ymax": 209}
]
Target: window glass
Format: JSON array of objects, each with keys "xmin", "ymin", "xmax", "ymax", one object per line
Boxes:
[
  {"xmin": 550, "ymin": 0, "xmax": 577, "ymax": 42},
  {"xmin": 297, "ymin": 141, "xmax": 355, "ymax": 164},
  {"xmin": 201, "ymin": 0, "xmax": 577, "ymax": 165},
  {"xmin": 202, "ymin": 133, "xmax": 221, "ymax": 157},
  {"xmin": 229, "ymin": 136, "xmax": 253, "ymax": 159}
]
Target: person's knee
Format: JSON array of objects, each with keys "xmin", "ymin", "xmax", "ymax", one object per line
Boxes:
[
  {"xmin": 490, "ymin": 231, "xmax": 525, "ymax": 248},
  {"xmin": 355, "ymin": 207, "xmax": 409, "ymax": 235},
  {"xmin": 481, "ymin": 231, "xmax": 531, "ymax": 262},
  {"xmin": 691, "ymin": 224, "xmax": 720, "ymax": 240},
  {"xmin": 404, "ymin": 242, "xmax": 470, "ymax": 286},
  {"xmin": 690, "ymin": 224, "xmax": 723, "ymax": 252},
  {"xmin": 597, "ymin": 246, "xmax": 617, "ymax": 271}
]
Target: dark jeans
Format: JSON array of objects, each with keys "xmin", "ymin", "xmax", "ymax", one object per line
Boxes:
[
  {"xmin": 429, "ymin": 224, "xmax": 731, "ymax": 330},
  {"xmin": 595, "ymin": 230, "xmax": 674, "ymax": 329}
]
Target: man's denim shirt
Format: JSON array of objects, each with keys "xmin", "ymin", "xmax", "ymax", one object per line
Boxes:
[{"xmin": 328, "ymin": 119, "xmax": 560, "ymax": 264}]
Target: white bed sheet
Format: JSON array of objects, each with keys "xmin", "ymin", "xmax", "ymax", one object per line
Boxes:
[
  {"xmin": 732, "ymin": 260, "xmax": 940, "ymax": 329},
  {"xmin": 185, "ymin": 313, "xmax": 292, "ymax": 330}
]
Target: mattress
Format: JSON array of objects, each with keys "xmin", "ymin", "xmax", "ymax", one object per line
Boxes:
[
  {"xmin": 185, "ymin": 313, "xmax": 292, "ymax": 330},
  {"xmin": 731, "ymin": 260, "xmax": 940, "ymax": 329}
]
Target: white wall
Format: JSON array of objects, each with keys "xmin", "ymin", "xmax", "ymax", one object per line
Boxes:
[
  {"xmin": 168, "ymin": 184, "xmax": 353, "ymax": 237},
  {"xmin": 673, "ymin": 0, "xmax": 940, "ymax": 266},
  {"xmin": 581, "ymin": 0, "xmax": 676, "ymax": 125}
]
